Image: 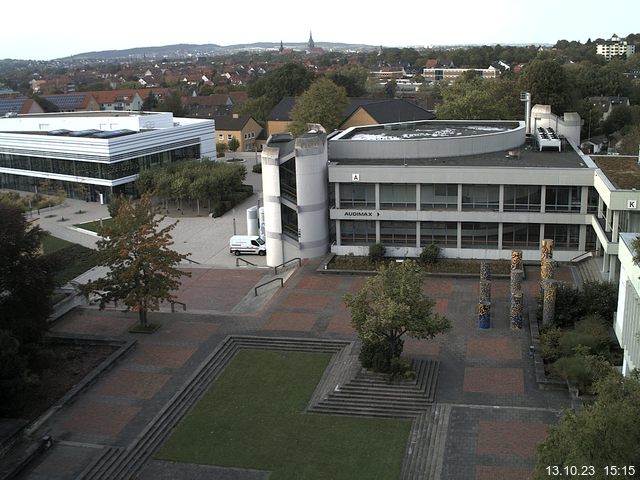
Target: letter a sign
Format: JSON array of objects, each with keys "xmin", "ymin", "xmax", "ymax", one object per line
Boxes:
[{"xmin": 352, "ymin": 173, "xmax": 360, "ymax": 182}]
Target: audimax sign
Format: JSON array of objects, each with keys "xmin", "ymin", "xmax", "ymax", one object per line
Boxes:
[{"xmin": 343, "ymin": 210, "xmax": 381, "ymax": 217}]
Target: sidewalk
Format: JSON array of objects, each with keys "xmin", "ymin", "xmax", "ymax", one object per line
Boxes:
[{"xmin": 30, "ymin": 168, "xmax": 267, "ymax": 269}]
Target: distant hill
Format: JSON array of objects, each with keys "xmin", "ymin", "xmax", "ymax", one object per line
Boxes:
[{"xmin": 62, "ymin": 42, "xmax": 376, "ymax": 60}]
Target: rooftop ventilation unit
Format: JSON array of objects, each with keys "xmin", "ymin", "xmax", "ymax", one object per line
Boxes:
[{"xmin": 535, "ymin": 126, "xmax": 561, "ymax": 152}]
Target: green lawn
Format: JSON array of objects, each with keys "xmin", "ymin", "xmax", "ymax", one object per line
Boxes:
[
  {"xmin": 157, "ymin": 350, "xmax": 412, "ymax": 480},
  {"xmin": 42, "ymin": 234, "xmax": 99, "ymax": 286},
  {"xmin": 41, "ymin": 234, "xmax": 74, "ymax": 254},
  {"xmin": 73, "ymin": 217, "xmax": 112, "ymax": 233}
]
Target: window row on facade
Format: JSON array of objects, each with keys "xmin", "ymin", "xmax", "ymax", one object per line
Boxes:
[
  {"xmin": 337, "ymin": 183, "xmax": 598, "ymax": 213},
  {"xmin": 338, "ymin": 220, "xmax": 596, "ymax": 250},
  {"xmin": 0, "ymin": 145, "xmax": 200, "ymax": 180}
]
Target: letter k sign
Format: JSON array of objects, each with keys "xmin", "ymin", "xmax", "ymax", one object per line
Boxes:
[{"xmin": 628, "ymin": 200, "xmax": 637, "ymax": 209}]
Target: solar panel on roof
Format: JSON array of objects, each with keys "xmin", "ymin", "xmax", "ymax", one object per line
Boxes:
[
  {"xmin": 68, "ymin": 129, "xmax": 101, "ymax": 137},
  {"xmin": 48, "ymin": 129, "xmax": 71, "ymax": 136},
  {"xmin": 0, "ymin": 99, "xmax": 25, "ymax": 116},
  {"xmin": 44, "ymin": 95, "xmax": 84, "ymax": 110},
  {"xmin": 92, "ymin": 129, "xmax": 136, "ymax": 139}
]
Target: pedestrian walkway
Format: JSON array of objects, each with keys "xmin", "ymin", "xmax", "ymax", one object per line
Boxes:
[
  {"xmin": 11, "ymin": 259, "xmax": 573, "ymax": 480},
  {"xmin": 29, "ymin": 168, "xmax": 268, "ymax": 269}
]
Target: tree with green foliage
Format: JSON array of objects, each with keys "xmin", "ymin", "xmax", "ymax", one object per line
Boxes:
[
  {"xmin": 543, "ymin": 281, "xmax": 617, "ymax": 329},
  {"xmin": 228, "ymin": 137, "xmax": 240, "ymax": 152},
  {"xmin": 344, "ymin": 260, "xmax": 451, "ymax": 373},
  {"xmin": 437, "ymin": 75, "xmax": 521, "ymax": 120},
  {"xmin": 520, "ymin": 59, "xmax": 572, "ymax": 113},
  {"xmin": 384, "ymin": 79, "xmax": 397, "ymax": 99},
  {"xmin": 136, "ymin": 160, "xmax": 248, "ymax": 217},
  {"xmin": 157, "ymin": 89, "xmax": 185, "ymax": 116},
  {"xmin": 368, "ymin": 242, "xmax": 386, "ymax": 263},
  {"xmin": 326, "ymin": 65, "xmax": 369, "ymax": 97},
  {"xmin": 289, "ymin": 78, "xmax": 348, "ymax": 136},
  {"xmin": 240, "ymin": 63, "xmax": 315, "ymax": 124},
  {"xmin": 419, "ymin": 243, "xmax": 440, "ymax": 265},
  {"xmin": 0, "ymin": 204, "xmax": 54, "ymax": 415},
  {"xmin": 534, "ymin": 372, "xmax": 640, "ymax": 479},
  {"xmin": 82, "ymin": 194, "xmax": 191, "ymax": 327},
  {"xmin": 141, "ymin": 91, "xmax": 159, "ymax": 111},
  {"xmin": 602, "ymin": 105, "xmax": 633, "ymax": 135}
]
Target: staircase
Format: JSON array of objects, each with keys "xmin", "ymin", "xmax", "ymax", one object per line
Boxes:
[
  {"xmin": 400, "ymin": 404, "xmax": 452, "ymax": 480},
  {"xmin": 307, "ymin": 358, "xmax": 440, "ymax": 418},
  {"xmin": 574, "ymin": 256, "xmax": 604, "ymax": 285},
  {"xmin": 76, "ymin": 335, "xmax": 442, "ymax": 480},
  {"xmin": 76, "ymin": 336, "xmax": 350, "ymax": 480}
]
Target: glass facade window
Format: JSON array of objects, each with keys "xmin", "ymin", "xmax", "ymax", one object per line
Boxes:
[
  {"xmin": 502, "ymin": 223, "xmax": 540, "ymax": 248},
  {"xmin": 545, "ymin": 186, "xmax": 581, "ymax": 212},
  {"xmin": 380, "ymin": 221, "xmax": 416, "ymax": 246},
  {"xmin": 503, "ymin": 185, "xmax": 542, "ymax": 212},
  {"xmin": 279, "ymin": 158, "xmax": 296, "ymax": 202},
  {"xmin": 420, "ymin": 221, "xmax": 457, "ymax": 247},
  {"xmin": 339, "ymin": 183, "xmax": 375, "ymax": 208},
  {"xmin": 461, "ymin": 222, "xmax": 499, "ymax": 248},
  {"xmin": 340, "ymin": 220, "xmax": 376, "ymax": 245},
  {"xmin": 421, "ymin": 184, "xmax": 458, "ymax": 210},
  {"xmin": 544, "ymin": 224, "xmax": 580, "ymax": 249},
  {"xmin": 587, "ymin": 187, "xmax": 599, "ymax": 214},
  {"xmin": 380, "ymin": 184, "xmax": 416, "ymax": 209},
  {"xmin": 461, "ymin": 185, "xmax": 499, "ymax": 211},
  {"xmin": 0, "ymin": 145, "xmax": 199, "ymax": 181},
  {"xmin": 585, "ymin": 226, "xmax": 597, "ymax": 250},
  {"xmin": 281, "ymin": 204, "xmax": 298, "ymax": 240}
]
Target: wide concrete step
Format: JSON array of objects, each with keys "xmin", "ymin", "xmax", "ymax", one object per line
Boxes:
[
  {"xmin": 310, "ymin": 404, "xmax": 423, "ymax": 418},
  {"xmin": 325, "ymin": 393, "xmax": 430, "ymax": 407},
  {"xmin": 400, "ymin": 403, "xmax": 452, "ymax": 480}
]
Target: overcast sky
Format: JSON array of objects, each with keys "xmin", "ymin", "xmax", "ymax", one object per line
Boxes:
[{"xmin": 3, "ymin": 0, "xmax": 640, "ymax": 60}]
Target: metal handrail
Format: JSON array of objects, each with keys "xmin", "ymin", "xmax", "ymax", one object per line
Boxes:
[
  {"xmin": 170, "ymin": 301, "xmax": 186, "ymax": 312},
  {"xmin": 274, "ymin": 257, "xmax": 301, "ymax": 275},
  {"xmin": 570, "ymin": 251, "xmax": 594, "ymax": 263},
  {"xmin": 236, "ymin": 257, "xmax": 257, "ymax": 267},
  {"xmin": 254, "ymin": 278, "xmax": 283, "ymax": 296}
]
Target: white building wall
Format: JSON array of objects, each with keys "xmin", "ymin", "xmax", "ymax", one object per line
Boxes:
[
  {"xmin": 261, "ymin": 146, "xmax": 284, "ymax": 267},
  {"xmin": 294, "ymin": 136, "xmax": 329, "ymax": 259},
  {"xmin": 530, "ymin": 105, "xmax": 581, "ymax": 147},
  {"xmin": 615, "ymin": 233, "xmax": 640, "ymax": 376}
]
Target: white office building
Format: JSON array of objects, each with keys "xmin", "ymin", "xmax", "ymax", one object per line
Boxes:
[
  {"xmin": 0, "ymin": 111, "xmax": 215, "ymax": 202},
  {"xmin": 262, "ymin": 107, "xmax": 640, "ymax": 272},
  {"xmin": 615, "ymin": 233, "xmax": 640, "ymax": 376}
]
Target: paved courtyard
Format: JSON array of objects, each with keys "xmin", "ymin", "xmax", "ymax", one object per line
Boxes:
[
  {"xmin": 11, "ymin": 256, "xmax": 574, "ymax": 480},
  {"xmin": 4, "ymin": 177, "xmax": 577, "ymax": 479}
]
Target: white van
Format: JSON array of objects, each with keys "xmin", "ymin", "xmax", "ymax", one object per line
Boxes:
[{"xmin": 229, "ymin": 235, "xmax": 266, "ymax": 256}]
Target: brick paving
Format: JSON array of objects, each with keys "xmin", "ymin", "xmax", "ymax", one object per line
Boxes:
[
  {"xmin": 477, "ymin": 420, "xmax": 548, "ymax": 458},
  {"xmin": 464, "ymin": 367, "xmax": 525, "ymax": 395},
  {"xmin": 17, "ymin": 261, "xmax": 575, "ymax": 480},
  {"xmin": 475, "ymin": 465, "xmax": 534, "ymax": 480},
  {"xmin": 49, "ymin": 312, "xmax": 132, "ymax": 336},
  {"xmin": 263, "ymin": 311, "xmax": 319, "ymax": 331},
  {"xmin": 325, "ymin": 313, "xmax": 355, "ymax": 335},
  {"xmin": 280, "ymin": 292, "xmax": 332, "ymax": 309},
  {"xmin": 94, "ymin": 370, "xmax": 171, "ymax": 399},
  {"xmin": 466, "ymin": 337, "xmax": 522, "ymax": 360},
  {"xmin": 63, "ymin": 403, "xmax": 141, "ymax": 436},
  {"xmin": 130, "ymin": 344, "xmax": 196, "ymax": 369},
  {"xmin": 149, "ymin": 321, "xmax": 218, "ymax": 344},
  {"xmin": 296, "ymin": 276, "xmax": 342, "ymax": 291}
]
